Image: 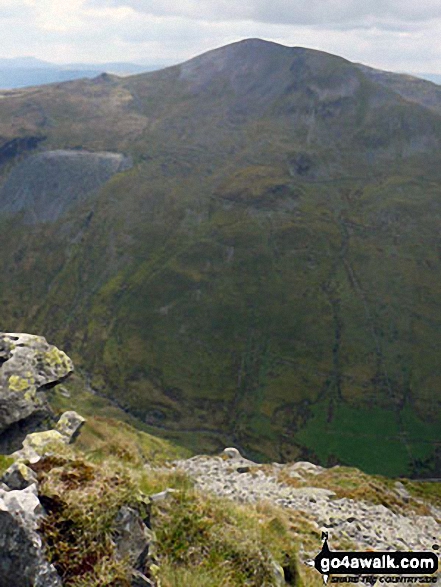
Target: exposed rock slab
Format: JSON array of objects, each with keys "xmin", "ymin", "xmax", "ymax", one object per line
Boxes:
[{"xmin": 12, "ymin": 411, "xmax": 86, "ymax": 463}]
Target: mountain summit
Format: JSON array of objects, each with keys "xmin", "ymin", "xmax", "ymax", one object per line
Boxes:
[{"xmin": 0, "ymin": 40, "xmax": 440, "ymax": 477}]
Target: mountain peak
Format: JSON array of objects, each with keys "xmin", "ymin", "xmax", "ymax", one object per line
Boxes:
[
  {"xmin": 178, "ymin": 37, "xmax": 347, "ymax": 71},
  {"xmin": 175, "ymin": 36, "xmax": 357, "ymax": 109},
  {"xmin": 180, "ymin": 37, "xmax": 292, "ymax": 71}
]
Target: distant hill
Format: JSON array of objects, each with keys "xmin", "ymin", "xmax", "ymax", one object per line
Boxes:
[
  {"xmin": 416, "ymin": 73, "xmax": 441, "ymax": 85},
  {"xmin": 0, "ymin": 57, "xmax": 161, "ymax": 89},
  {"xmin": 0, "ymin": 39, "xmax": 440, "ymax": 477}
]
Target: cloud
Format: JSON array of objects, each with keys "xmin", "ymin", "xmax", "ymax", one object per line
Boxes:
[
  {"xmin": 0, "ymin": 0, "xmax": 439, "ymax": 75},
  {"xmin": 86, "ymin": 0, "xmax": 441, "ymax": 26}
]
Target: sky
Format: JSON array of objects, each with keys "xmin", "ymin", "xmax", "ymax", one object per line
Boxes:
[{"xmin": 0, "ymin": 0, "xmax": 440, "ymax": 74}]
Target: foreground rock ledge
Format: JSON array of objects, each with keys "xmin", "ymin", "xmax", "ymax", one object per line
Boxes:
[{"xmin": 0, "ymin": 332, "xmax": 73, "ymax": 453}]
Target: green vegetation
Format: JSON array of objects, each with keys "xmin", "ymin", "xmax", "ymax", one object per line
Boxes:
[
  {"xmin": 154, "ymin": 488, "xmax": 300, "ymax": 586},
  {"xmin": 402, "ymin": 478, "xmax": 441, "ymax": 511},
  {"xmin": 6, "ymin": 407, "xmax": 439, "ymax": 586},
  {"xmin": 295, "ymin": 401, "xmax": 441, "ymax": 477},
  {"xmin": 0, "ymin": 454, "xmax": 14, "ymax": 476}
]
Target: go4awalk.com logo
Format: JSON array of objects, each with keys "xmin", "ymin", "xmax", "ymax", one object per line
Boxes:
[{"xmin": 306, "ymin": 533, "xmax": 439, "ymax": 585}]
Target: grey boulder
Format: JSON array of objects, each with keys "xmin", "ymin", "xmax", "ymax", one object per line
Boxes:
[{"xmin": 0, "ymin": 483, "xmax": 62, "ymax": 587}]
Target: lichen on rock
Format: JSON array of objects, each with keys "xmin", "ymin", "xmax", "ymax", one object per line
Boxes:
[{"xmin": 0, "ymin": 333, "xmax": 73, "ymax": 453}]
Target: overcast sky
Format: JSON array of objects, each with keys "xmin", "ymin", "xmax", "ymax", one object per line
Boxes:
[{"xmin": 0, "ymin": 0, "xmax": 440, "ymax": 73}]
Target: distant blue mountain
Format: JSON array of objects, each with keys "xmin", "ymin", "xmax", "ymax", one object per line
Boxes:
[
  {"xmin": 0, "ymin": 58, "xmax": 163, "ymax": 89},
  {"xmin": 416, "ymin": 73, "xmax": 441, "ymax": 85},
  {"xmin": 0, "ymin": 57, "xmax": 57, "ymax": 69}
]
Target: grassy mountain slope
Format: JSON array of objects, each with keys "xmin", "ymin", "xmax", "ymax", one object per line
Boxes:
[{"xmin": 0, "ymin": 39, "xmax": 441, "ymax": 476}]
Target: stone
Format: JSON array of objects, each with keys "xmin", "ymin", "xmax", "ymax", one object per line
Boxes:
[
  {"xmin": 149, "ymin": 488, "xmax": 177, "ymax": 502},
  {"xmin": 0, "ymin": 333, "xmax": 73, "ymax": 454},
  {"xmin": 22, "ymin": 429, "xmax": 65, "ymax": 451},
  {"xmin": 268, "ymin": 558, "xmax": 286, "ymax": 586},
  {"xmin": 0, "ymin": 333, "xmax": 73, "ymax": 392},
  {"xmin": 289, "ymin": 461, "xmax": 324, "ymax": 475},
  {"xmin": 288, "ymin": 487, "xmax": 336, "ymax": 500},
  {"xmin": 162, "ymin": 454, "xmax": 441, "ymax": 556},
  {"xmin": 131, "ymin": 570, "xmax": 156, "ymax": 587},
  {"xmin": 113, "ymin": 506, "xmax": 156, "ymax": 575},
  {"xmin": 12, "ymin": 430, "xmax": 66, "ymax": 463},
  {"xmin": 1, "ymin": 462, "xmax": 37, "ymax": 490},
  {"xmin": 55, "ymin": 411, "xmax": 85, "ymax": 443},
  {"xmin": 222, "ymin": 447, "xmax": 241, "ymax": 459},
  {"xmin": 394, "ymin": 481, "xmax": 411, "ymax": 502},
  {"xmin": 0, "ymin": 483, "xmax": 62, "ymax": 587}
]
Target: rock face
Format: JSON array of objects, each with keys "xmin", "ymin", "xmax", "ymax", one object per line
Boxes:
[
  {"xmin": 0, "ymin": 332, "xmax": 73, "ymax": 454},
  {"xmin": 0, "ymin": 333, "xmax": 75, "ymax": 585}
]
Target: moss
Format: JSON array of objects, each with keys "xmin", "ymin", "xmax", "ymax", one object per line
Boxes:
[
  {"xmin": 401, "ymin": 479, "xmax": 441, "ymax": 510},
  {"xmin": 0, "ymin": 455, "xmax": 14, "ymax": 476}
]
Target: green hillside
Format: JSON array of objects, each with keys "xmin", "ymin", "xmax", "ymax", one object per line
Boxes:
[{"xmin": 0, "ymin": 39, "xmax": 440, "ymax": 476}]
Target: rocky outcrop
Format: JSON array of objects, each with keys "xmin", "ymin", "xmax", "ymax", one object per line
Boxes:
[
  {"xmin": 0, "ymin": 407, "xmax": 89, "ymax": 587},
  {"xmin": 0, "ymin": 136, "xmax": 45, "ymax": 167},
  {"xmin": 0, "ymin": 333, "xmax": 73, "ymax": 453},
  {"xmin": 0, "ymin": 332, "xmax": 158, "ymax": 587},
  {"xmin": 0, "ymin": 333, "xmax": 79, "ymax": 586},
  {"xmin": 54, "ymin": 411, "xmax": 85, "ymax": 443}
]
